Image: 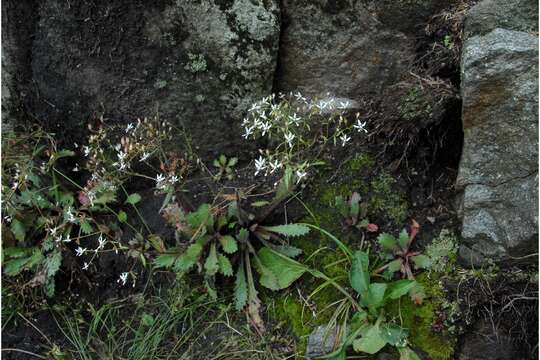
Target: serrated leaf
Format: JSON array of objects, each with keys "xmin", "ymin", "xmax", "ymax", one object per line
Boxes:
[
  {"xmin": 212, "ymin": 159, "xmax": 221, "ymax": 168},
  {"xmin": 187, "ymin": 204, "xmax": 213, "ymax": 231},
  {"xmin": 174, "ymin": 243, "xmax": 203, "ymax": 272},
  {"xmin": 234, "ymin": 261, "xmax": 248, "ymax": 310},
  {"xmin": 10, "ymin": 219, "xmax": 25, "ymax": 242},
  {"xmin": 387, "ymin": 259, "xmax": 403, "ymax": 273},
  {"xmin": 411, "ymin": 254, "xmax": 431, "ymax": 269},
  {"xmin": 257, "ymin": 247, "xmax": 306, "ymax": 290},
  {"xmin": 377, "ymin": 233, "xmax": 397, "ymax": 251},
  {"xmin": 117, "ymin": 211, "xmax": 128, "ymax": 223},
  {"xmin": 3, "ymin": 247, "xmax": 29, "ymax": 259},
  {"xmin": 125, "ymin": 193, "xmax": 141, "ymax": 205},
  {"xmin": 253, "ymin": 254, "xmax": 280, "ymax": 290},
  {"xmin": 218, "ymin": 254, "xmax": 233, "ymax": 276},
  {"xmin": 219, "ymin": 235, "xmax": 238, "ymax": 254},
  {"xmin": 385, "ymin": 279, "xmax": 416, "ymax": 300},
  {"xmin": 352, "ymin": 323, "xmax": 387, "ymax": 354},
  {"xmin": 350, "ymin": 251, "xmax": 370, "ymax": 295},
  {"xmin": 79, "ymin": 219, "xmax": 94, "ymax": 235},
  {"xmin": 148, "ymin": 234, "xmax": 166, "ymax": 253},
  {"xmin": 261, "ymin": 224, "xmax": 310, "ymax": 237},
  {"xmin": 59, "ymin": 192, "xmax": 74, "ymax": 206},
  {"xmin": 4, "ymin": 258, "xmax": 31, "ymax": 276},
  {"xmin": 204, "ymin": 243, "xmax": 219, "ymax": 276},
  {"xmin": 154, "ymin": 254, "xmax": 177, "ymax": 268},
  {"xmin": 45, "ymin": 250, "xmax": 62, "ymax": 278},
  {"xmin": 272, "ymin": 244, "xmax": 303, "ymax": 258},
  {"xmin": 398, "ymin": 229, "xmax": 410, "ymax": 250},
  {"xmin": 94, "ymin": 191, "xmax": 116, "ymax": 205}
]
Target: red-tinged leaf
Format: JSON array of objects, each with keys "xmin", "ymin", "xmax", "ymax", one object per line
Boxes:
[
  {"xmin": 367, "ymin": 223, "xmax": 379, "ymax": 232},
  {"xmin": 409, "ymin": 219, "xmax": 420, "ymax": 243},
  {"xmin": 78, "ymin": 191, "xmax": 90, "ymax": 206}
]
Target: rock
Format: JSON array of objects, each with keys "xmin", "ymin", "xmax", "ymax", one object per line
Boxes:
[
  {"xmin": 1, "ymin": 0, "xmax": 37, "ymax": 125},
  {"xmin": 464, "ymin": 0, "xmax": 538, "ymax": 38},
  {"xmin": 456, "ymin": 320, "xmax": 515, "ymax": 360},
  {"xmin": 276, "ymin": 0, "xmax": 414, "ymax": 99},
  {"xmin": 306, "ymin": 325, "xmax": 342, "ymax": 358},
  {"xmin": 31, "ymin": 0, "xmax": 280, "ymax": 159},
  {"xmin": 457, "ymin": 0, "xmax": 539, "ymax": 264}
]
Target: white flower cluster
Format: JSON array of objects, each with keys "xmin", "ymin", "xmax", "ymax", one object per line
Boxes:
[{"xmin": 242, "ymin": 92, "xmax": 369, "ymax": 184}]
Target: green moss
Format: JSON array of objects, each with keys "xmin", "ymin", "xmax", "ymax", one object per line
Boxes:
[
  {"xmin": 369, "ymin": 173, "xmax": 408, "ymax": 224},
  {"xmin": 349, "ymin": 153, "xmax": 374, "ymax": 171},
  {"xmin": 386, "ymin": 273, "xmax": 456, "ymax": 360}
]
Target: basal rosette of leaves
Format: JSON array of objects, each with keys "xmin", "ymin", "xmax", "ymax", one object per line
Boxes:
[{"xmin": 2, "ymin": 119, "xmax": 187, "ymax": 297}]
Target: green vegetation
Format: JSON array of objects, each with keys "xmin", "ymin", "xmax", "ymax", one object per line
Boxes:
[{"xmin": 184, "ymin": 52, "xmax": 207, "ymax": 73}]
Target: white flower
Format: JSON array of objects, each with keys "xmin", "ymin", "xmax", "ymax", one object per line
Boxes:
[
  {"xmin": 284, "ymin": 132, "xmax": 295, "ymax": 148},
  {"xmin": 117, "ymin": 151, "xmax": 127, "ymax": 162},
  {"xmin": 316, "ymin": 101, "xmax": 327, "ymax": 111},
  {"xmin": 289, "ymin": 113, "xmax": 301, "ymax": 125},
  {"xmin": 50, "ymin": 227, "xmax": 58, "ymax": 236},
  {"xmin": 11, "ymin": 182, "xmax": 18, "ymax": 190},
  {"xmin": 294, "ymin": 92, "xmax": 306, "ymax": 102},
  {"xmin": 340, "ymin": 134, "xmax": 351, "ymax": 147},
  {"xmin": 243, "ymin": 126, "xmax": 255, "ymax": 139},
  {"xmin": 82, "ymin": 262, "xmax": 89, "ymax": 270},
  {"xmin": 169, "ymin": 175, "xmax": 180, "ymax": 185},
  {"xmin": 97, "ymin": 235, "xmax": 106, "ymax": 251},
  {"xmin": 125, "ymin": 123, "xmax": 134, "ymax": 133},
  {"xmin": 62, "ymin": 235, "xmax": 72, "ymax": 243},
  {"xmin": 339, "ymin": 100, "xmax": 351, "ymax": 109},
  {"xmin": 260, "ymin": 122, "xmax": 272, "ymax": 136},
  {"xmin": 254, "ymin": 156, "xmax": 267, "ymax": 176},
  {"xmin": 83, "ymin": 146, "xmax": 91, "ymax": 157},
  {"xmin": 75, "ymin": 247, "xmax": 87, "ymax": 256},
  {"xmin": 295, "ymin": 170, "xmax": 308, "ymax": 184},
  {"xmin": 118, "ymin": 272, "xmax": 129, "ymax": 286},
  {"xmin": 248, "ymin": 103, "xmax": 261, "ymax": 112},
  {"xmin": 353, "ymin": 120, "xmax": 368, "ymax": 133},
  {"xmin": 269, "ymin": 160, "xmax": 282, "ymax": 174},
  {"xmin": 140, "ymin": 152, "xmax": 150, "ymax": 162},
  {"xmin": 114, "ymin": 144, "xmax": 122, "ymax": 151},
  {"xmin": 66, "ymin": 207, "xmax": 77, "ymax": 223}
]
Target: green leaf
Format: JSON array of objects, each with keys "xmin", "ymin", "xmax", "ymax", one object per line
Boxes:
[
  {"xmin": 4, "ymin": 258, "xmax": 31, "ymax": 276},
  {"xmin": 411, "ymin": 254, "xmax": 432, "ymax": 269},
  {"xmin": 204, "ymin": 243, "xmax": 219, "ymax": 276},
  {"xmin": 387, "ymin": 259, "xmax": 403, "ymax": 273},
  {"xmin": 253, "ymin": 254, "xmax": 280, "ymax": 290},
  {"xmin": 219, "ymin": 235, "xmax": 238, "ymax": 254},
  {"xmin": 3, "ymin": 247, "xmax": 29, "ymax": 259},
  {"xmin": 381, "ymin": 323, "xmax": 408, "ymax": 346},
  {"xmin": 219, "ymin": 154, "xmax": 227, "ymax": 165},
  {"xmin": 350, "ymin": 251, "xmax": 370, "ymax": 295},
  {"xmin": 350, "ymin": 192, "xmax": 361, "ymax": 219},
  {"xmin": 361, "ymin": 282, "xmax": 387, "ymax": 309},
  {"xmin": 117, "ymin": 211, "xmax": 128, "ymax": 223},
  {"xmin": 218, "ymin": 254, "xmax": 233, "ymax": 276},
  {"xmin": 10, "ymin": 219, "xmax": 26, "ymax": 242},
  {"xmin": 234, "ymin": 262, "xmax": 248, "ymax": 310},
  {"xmin": 274, "ymin": 167, "xmax": 294, "ymax": 202},
  {"xmin": 251, "ymin": 200, "xmax": 270, "ymax": 207},
  {"xmin": 262, "ymin": 224, "xmax": 310, "ymax": 237},
  {"xmin": 335, "ymin": 195, "xmax": 348, "ymax": 218},
  {"xmin": 125, "ymin": 193, "xmax": 142, "ymax": 205},
  {"xmin": 385, "ymin": 279, "xmax": 416, "ymax": 300},
  {"xmin": 154, "ymin": 254, "xmax": 177, "ymax": 268},
  {"xmin": 187, "ymin": 204, "xmax": 213, "ymax": 231},
  {"xmin": 174, "ymin": 243, "xmax": 203, "ymax": 272},
  {"xmin": 398, "ymin": 229, "xmax": 410, "ymax": 250},
  {"xmin": 45, "ymin": 250, "xmax": 62, "ymax": 278},
  {"xmin": 377, "ymin": 233, "xmax": 397, "ymax": 251},
  {"xmin": 212, "ymin": 159, "xmax": 221, "ymax": 168},
  {"xmin": 80, "ymin": 219, "xmax": 94, "ymax": 235},
  {"xmin": 352, "ymin": 323, "xmax": 387, "ymax": 354},
  {"xmin": 228, "ymin": 157, "xmax": 238, "ymax": 167},
  {"xmin": 148, "ymin": 234, "xmax": 166, "ymax": 253},
  {"xmin": 257, "ymin": 247, "xmax": 306, "ymax": 290},
  {"xmin": 272, "ymin": 244, "xmax": 303, "ymax": 258},
  {"xmin": 398, "ymin": 346, "xmax": 421, "ymax": 360}
]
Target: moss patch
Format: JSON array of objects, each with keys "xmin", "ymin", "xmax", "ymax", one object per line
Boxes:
[
  {"xmin": 386, "ymin": 273, "xmax": 456, "ymax": 360},
  {"xmin": 369, "ymin": 173, "xmax": 408, "ymax": 224}
]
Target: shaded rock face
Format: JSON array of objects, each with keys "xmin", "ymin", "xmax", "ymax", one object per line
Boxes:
[
  {"xmin": 1, "ymin": 0, "xmax": 37, "ymax": 125},
  {"xmin": 457, "ymin": 0, "xmax": 539, "ymax": 265},
  {"xmin": 275, "ymin": 0, "xmax": 448, "ymax": 100},
  {"xmin": 457, "ymin": 319, "xmax": 515, "ymax": 360},
  {"xmin": 31, "ymin": 0, "xmax": 280, "ymax": 158}
]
